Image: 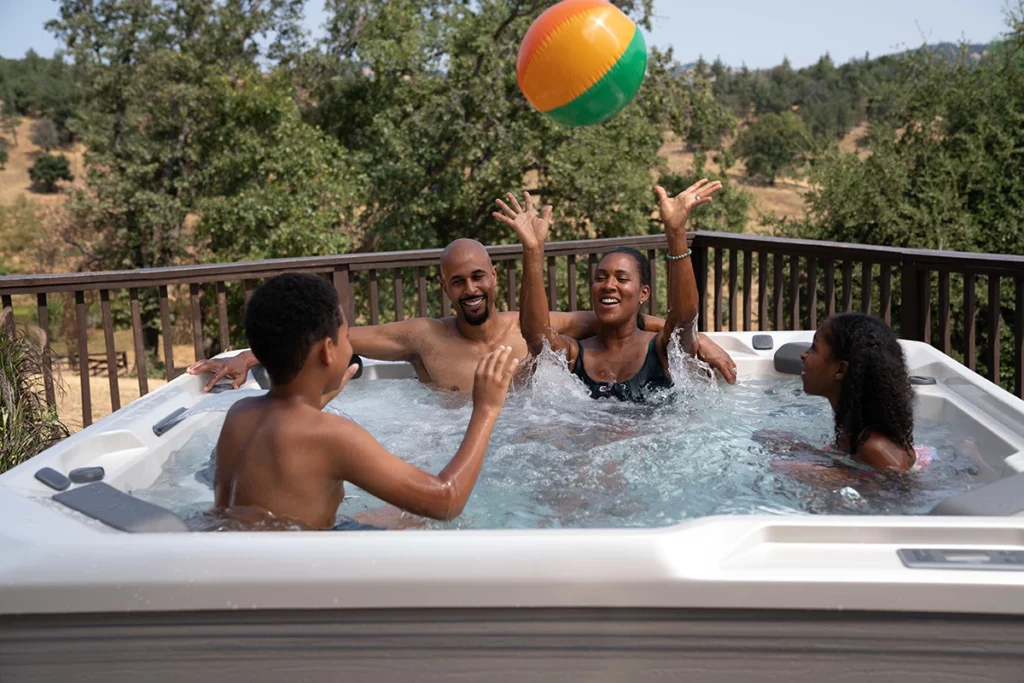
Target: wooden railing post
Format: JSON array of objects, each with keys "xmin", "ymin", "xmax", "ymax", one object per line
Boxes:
[
  {"xmin": 37, "ymin": 292, "xmax": 55, "ymax": 407},
  {"xmin": 692, "ymin": 242, "xmax": 708, "ymax": 332},
  {"xmin": 333, "ymin": 265, "xmax": 354, "ymax": 323},
  {"xmin": 899, "ymin": 261, "xmax": 920, "ymax": 341},
  {"xmin": 74, "ymin": 290, "xmax": 92, "ymax": 427}
]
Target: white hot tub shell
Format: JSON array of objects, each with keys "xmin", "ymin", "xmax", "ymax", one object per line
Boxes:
[{"xmin": 1, "ymin": 331, "xmax": 1023, "ymax": 683}]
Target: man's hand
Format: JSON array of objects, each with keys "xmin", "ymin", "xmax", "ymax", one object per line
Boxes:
[
  {"xmin": 697, "ymin": 334, "xmax": 737, "ymax": 384},
  {"xmin": 493, "ymin": 191, "xmax": 552, "ymax": 251},
  {"xmin": 187, "ymin": 351, "xmax": 256, "ymax": 392},
  {"xmin": 320, "ymin": 361, "xmax": 362, "ymax": 408},
  {"xmin": 472, "ymin": 346, "xmax": 519, "ymax": 414},
  {"xmin": 654, "ymin": 179, "xmax": 722, "ymax": 235}
]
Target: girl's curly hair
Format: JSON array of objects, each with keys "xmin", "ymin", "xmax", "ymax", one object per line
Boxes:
[{"xmin": 822, "ymin": 313, "xmax": 915, "ymax": 454}]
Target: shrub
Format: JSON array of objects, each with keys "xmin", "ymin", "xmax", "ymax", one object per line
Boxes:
[
  {"xmin": 0, "ymin": 310, "xmax": 69, "ymax": 473},
  {"xmin": 28, "ymin": 153, "xmax": 73, "ymax": 192}
]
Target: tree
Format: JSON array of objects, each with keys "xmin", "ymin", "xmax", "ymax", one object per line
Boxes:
[
  {"xmin": 734, "ymin": 111, "xmax": 809, "ymax": 184},
  {"xmin": 196, "ymin": 74, "xmax": 359, "ymax": 262},
  {"xmin": 0, "ymin": 51, "xmax": 78, "ymax": 142},
  {"xmin": 302, "ymin": 0, "xmax": 734, "ymax": 251},
  {"xmin": 29, "ymin": 154, "xmax": 73, "ymax": 192},
  {"xmin": 0, "ymin": 99, "xmax": 19, "ymax": 146},
  {"xmin": 785, "ymin": 6, "xmax": 1024, "ymax": 388},
  {"xmin": 0, "ymin": 146, "xmax": 8, "ymax": 169},
  {"xmin": 30, "ymin": 118, "xmax": 60, "ymax": 151},
  {"xmin": 48, "ymin": 0, "xmax": 309, "ymax": 358}
]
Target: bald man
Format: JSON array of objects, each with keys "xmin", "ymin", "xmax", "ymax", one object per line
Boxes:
[{"xmin": 188, "ymin": 238, "xmax": 738, "ymax": 392}]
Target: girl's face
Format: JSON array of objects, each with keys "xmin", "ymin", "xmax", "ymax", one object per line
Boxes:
[
  {"xmin": 591, "ymin": 253, "xmax": 650, "ymax": 327},
  {"xmin": 801, "ymin": 323, "xmax": 846, "ymax": 397}
]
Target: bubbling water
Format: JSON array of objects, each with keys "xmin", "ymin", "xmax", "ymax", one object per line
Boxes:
[{"xmin": 136, "ymin": 342, "xmax": 986, "ymax": 529}]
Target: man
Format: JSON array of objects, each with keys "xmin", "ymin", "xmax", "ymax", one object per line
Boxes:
[{"xmin": 188, "ymin": 238, "xmax": 738, "ymax": 391}]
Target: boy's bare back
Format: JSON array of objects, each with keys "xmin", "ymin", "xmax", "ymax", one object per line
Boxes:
[{"xmin": 215, "ymin": 397, "xmax": 347, "ymax": 529}]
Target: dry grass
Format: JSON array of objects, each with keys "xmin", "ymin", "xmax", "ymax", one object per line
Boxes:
[
  {"xmin": 657, "ymin": 135, "xmax": 808, "ymax": 234},
  {"xmin": 54, "ymin": 328, "xmax": 201, "ymax": 432},
  {"xmin": 0, "ymin": 118, "xmax": 87, "ymax": 206}
]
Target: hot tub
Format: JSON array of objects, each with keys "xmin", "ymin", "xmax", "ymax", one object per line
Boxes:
[{"xmin": 2, "ymin": 331, "xmax": 1023, "ymax": 683}]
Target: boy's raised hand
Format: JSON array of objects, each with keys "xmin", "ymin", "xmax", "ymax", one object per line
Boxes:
[
  {"xmin": 319, "ymin": 361, "xmax": 362, "ymax": 408},
  {"xmin": 472, "ymin": 346, "xmax": 519, "ymax": 414}
]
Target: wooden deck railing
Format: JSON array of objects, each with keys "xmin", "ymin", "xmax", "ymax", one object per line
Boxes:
[{"xmin": 2, "ymin": 231, "xmax": 1023, "ymax": 427}]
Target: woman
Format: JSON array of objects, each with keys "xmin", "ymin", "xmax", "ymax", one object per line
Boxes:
[{"xmin": 493, "ymin": 180, "xmax": 721, "ymax": 402}]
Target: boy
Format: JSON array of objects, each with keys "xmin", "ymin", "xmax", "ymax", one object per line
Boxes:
[{"xmin": 213, "ymin": 273, "xmax": 518, "ymax": 529}]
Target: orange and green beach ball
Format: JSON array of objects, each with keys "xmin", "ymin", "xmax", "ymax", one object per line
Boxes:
[{"xmin": 516, "ymin": 0, "xmax": 648, "ymax": 127}]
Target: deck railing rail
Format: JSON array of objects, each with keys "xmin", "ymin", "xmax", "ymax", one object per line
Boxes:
[{"xmin": 3, "ymin": 231, "xmax": 1022, "ymax": 426}]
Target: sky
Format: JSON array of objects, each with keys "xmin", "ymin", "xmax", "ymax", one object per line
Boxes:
[{"xmin": 0, "ymin": 0, "xmax": 1012, "ymax": 69}]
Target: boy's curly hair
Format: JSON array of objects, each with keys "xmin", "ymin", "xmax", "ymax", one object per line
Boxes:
[
  {"xmin": 244, "ymin": 273, "xmax": 343, "ymax": 386},
  {"xmin": 822, "ymin": 313, "xmax": 915, "ymax": 453}
]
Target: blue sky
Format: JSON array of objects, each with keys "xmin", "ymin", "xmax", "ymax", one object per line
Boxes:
[{"xmin": 1, "ymin": 0, "xmax": 1011, "ymax": 69}]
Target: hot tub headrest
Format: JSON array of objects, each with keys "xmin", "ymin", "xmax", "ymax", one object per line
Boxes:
[
  {"xmin": 53, "ymin": 482, "xmax": 189, "ymax": 533},
  {"xmin": 929, "ymin": 473, "xmax": 1024, "ymax": 516},
  {"xmin": 774, "ymin": 342, "xmax": 810, "ymax": 375}
]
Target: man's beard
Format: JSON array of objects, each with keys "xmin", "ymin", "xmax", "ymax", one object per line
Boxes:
[{"xmin": 460, "ymin": 295, "xmax": 490, "ymax": 326}]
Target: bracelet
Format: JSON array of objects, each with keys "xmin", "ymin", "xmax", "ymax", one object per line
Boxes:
[{"xmin": 665, "ymin": 249, "xmax": 692, "ymax": 261}]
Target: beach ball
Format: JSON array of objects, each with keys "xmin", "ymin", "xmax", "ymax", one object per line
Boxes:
[{"xmin": 516, "ymin": 0, "xmax": 648, "ymax": 127}]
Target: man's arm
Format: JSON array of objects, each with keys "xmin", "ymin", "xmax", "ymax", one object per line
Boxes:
[
  {"xmin": 331, "ymin": 347, "xmax": 518, "ymax": 521},
  {"xmin": 348, "ymin": 318, "xmax": 432, "ymax": 361},
  {"xmin": 188, "ymin": 319, "xmax": 432, "ymax": 392}
]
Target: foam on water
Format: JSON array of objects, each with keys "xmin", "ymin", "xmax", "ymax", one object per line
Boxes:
[{"xmin": 136, "ymin": 348, "xmax": 988, "ymax": 529}]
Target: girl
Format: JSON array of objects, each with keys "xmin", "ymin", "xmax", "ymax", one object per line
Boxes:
[{"xmin": 799, "ymin": 313, "xmax": 925, "ymax": 472}]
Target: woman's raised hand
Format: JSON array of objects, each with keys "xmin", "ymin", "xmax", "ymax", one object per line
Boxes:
[
  {"xmin": 654, "ymin": 179, "xmax": 723, "ymax": 235},
  {"xmin": 494, "ymin": 191, "xmax": 553, "ymax": 251}
]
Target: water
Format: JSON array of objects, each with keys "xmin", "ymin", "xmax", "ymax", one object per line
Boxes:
[{"xmin": 135, "ymin": 350, "xmax": 988, "ymax": 529}]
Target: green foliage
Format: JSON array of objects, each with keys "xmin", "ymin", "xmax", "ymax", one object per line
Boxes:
[
  {"xmin": 196, "ymin": 74, "xmax": 359, "ymax": 261},
  {"xmin": 795, "ymin": 22, "xmax": 1024, "ymax": 254},
  {"xmin": 300, "ymin": 0, "xmax": 732, "ymax": 250},
  {"xmin": 50, "ymin": 0, "xmax": 310, "ymax": 355},
  {"xmin": 0, "ymin": 146, "xmax": 7, "ymax": 169},
  {"xmin": 29, "ymin": 154, "xmax": 73, "ymax": 192},
  {"xmin": 0, "ymin": 197, "xmax": 45, "ymax": 256},
  {"xmin": 734, "ymin": 111, "xmax": 809, "ymax": 184},
  {"xmin": 0, "ymin": 311, "xmax": 69, "ymax": 474},
  {"xmin": 786, "ymin": 7, "xmax": 1024, "ymax": 389},
  {"xmin": 712, "ymin": 52, "xmax": 906, "ymax": 141},
  {"xmin": 0, "ymin": 51, "xmax": 79, "ymax": 142},
  {"xmin": 0, "ymin": 100, "xmax": 20, "ymax": 145}
]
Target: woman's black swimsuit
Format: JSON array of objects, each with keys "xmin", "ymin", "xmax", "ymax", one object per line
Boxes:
[{"xmin": 572, "ymin": 337, "xmax": 672, "ymax": 403}]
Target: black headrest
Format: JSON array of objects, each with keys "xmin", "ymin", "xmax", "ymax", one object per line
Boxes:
[{"xmin": 774, "ymin": 341, "xmax": 811, "ymax": 375}]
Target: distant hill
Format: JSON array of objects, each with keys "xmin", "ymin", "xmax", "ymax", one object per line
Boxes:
[{"xmin": 675, "ymin": 41, "xmax": 993, "ymax": 76}]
